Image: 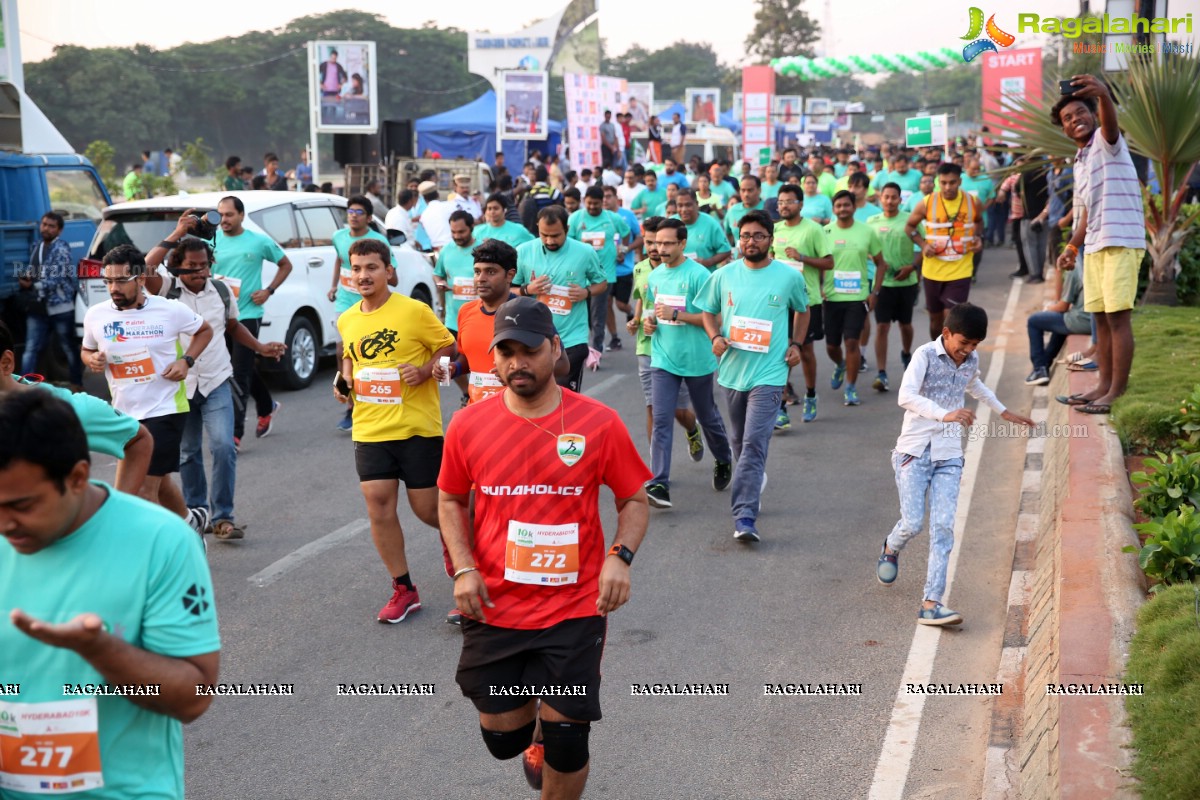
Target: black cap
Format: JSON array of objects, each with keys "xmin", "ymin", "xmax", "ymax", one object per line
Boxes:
[{"xmin": 489, "ymin": 296, "xmax": 558, "ymax": 351}]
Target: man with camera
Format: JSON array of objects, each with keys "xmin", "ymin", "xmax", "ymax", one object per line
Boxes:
[{"xmin": 145, "ymin": 225, "xmax": 286, "ymax": 542}]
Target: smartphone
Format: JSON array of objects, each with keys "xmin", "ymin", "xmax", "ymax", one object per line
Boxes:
[
  {"xmin": 333, "ymin": 371, "xmax": 351, "ymax": 399},
  {"xmin": 1059, "ymin": 79, "xmax": 1077, "ymax": 96}
]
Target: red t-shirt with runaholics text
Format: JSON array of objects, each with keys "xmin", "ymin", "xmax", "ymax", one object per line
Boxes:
[{"xmin": 438, "ymin": 388, "xmax": 650, "ymax": 630}]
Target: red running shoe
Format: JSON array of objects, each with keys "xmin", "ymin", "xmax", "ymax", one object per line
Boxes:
[
  {"xmin": 522, "ymin": 742, "xmax": 544, "ymax": 790},
  {"xmin": 377, "ymin": 580, "xmax": 421, "ymax": 623}
]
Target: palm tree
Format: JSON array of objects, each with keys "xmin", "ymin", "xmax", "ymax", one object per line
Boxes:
[{"xmin": 984, "ymin": 51, "xmax": 1200, "ymax": 305}]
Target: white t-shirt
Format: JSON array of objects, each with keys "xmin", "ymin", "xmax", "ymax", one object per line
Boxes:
[
  {"xmin": 451, "ymin": 193, "xmax": 482, "ymax": 220},
  {"xmin": 384, "ymin": 205, "xmax": 416, "ymax": 242},
  {"xmin": 617, "ymin": 183, "xmax": 645, "ymax": 209},
  {"xmin": 82, "ymin": 294, "xmax": 204, "ymax": 420},
  {"xmin": 421, "ymin": 199, "xmax": 455, "ymax": 248},
  {"xmin": 154, "ymin": 268, "xmax": 239, "ymax": 399}
]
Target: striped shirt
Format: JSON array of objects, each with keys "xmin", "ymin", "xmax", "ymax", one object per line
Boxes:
[
  {"xmin": 1073, "ymin": 130, "xmax": 1145, "ymax": 252},
  {"xmin": 895, "ymin": 337, "xmax": 1006, "ymax": 461}
]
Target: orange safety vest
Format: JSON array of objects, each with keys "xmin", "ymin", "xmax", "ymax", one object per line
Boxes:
[{"xmin": 924, "ymin": 191, "xmax": 978, "ymax": 262}]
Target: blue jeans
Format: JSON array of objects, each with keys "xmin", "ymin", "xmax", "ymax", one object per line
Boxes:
[
  {"xmin": 986, "ymin": 204, "xmax": 1008, "ymax": 246},
  {"xmin": 886, "ymin": 446, "xmax": 963, "ymax": 603},
  {"xmin": 649, "ymin": 369, "xmax": 732, "ymax": 488},
  {"xmin": 22, "ymin": 311, "xmax": 83, "ymax": 385},
  {"xmin": 721, "ymin": 385, "xmax": 782, "ymax": 522},
  {"xmin": 1027, "ymin": 311, "xmax": 1072, "ymax": 370},
  {"xmin": 181, "ymin": 379, "xmax": 237, "ymax": 523}
]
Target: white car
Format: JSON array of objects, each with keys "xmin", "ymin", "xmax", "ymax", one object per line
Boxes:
[{"xmin": 75, "ymin": 191, "xmax": 439, "ymax": 389}]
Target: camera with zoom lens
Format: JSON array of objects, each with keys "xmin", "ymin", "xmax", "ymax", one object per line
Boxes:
[{"xmin": 189, "ymin": 209, "xmax": 221, "ymax": 240}]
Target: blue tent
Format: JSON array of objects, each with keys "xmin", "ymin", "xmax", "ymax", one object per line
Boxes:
[{"xmin": 415, "ymin": 90, "xmax": 562, "ymax": 169}]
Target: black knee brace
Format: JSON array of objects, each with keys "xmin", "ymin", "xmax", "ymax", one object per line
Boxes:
[
  {"xmin": 480, "ymin": 720, "xmax": 536, "ymax": 760},
  {"xmin": 541, "ymin": 720, "xmax": 591, "ymax": 773}
]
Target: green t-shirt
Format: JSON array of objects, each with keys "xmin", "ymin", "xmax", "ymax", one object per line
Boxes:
[
  {"xmin": 821, "ymin": 221, "xmax": 882, "ymax": 302},
  {"xmin": 960, "ymin": 173, "xmax": 996, "ymax": 206},
  {"xmin": 646, "ymin": 258, "xmax": 719, "ymax": 377},
  {"xmin": 514, "ymin": 238, "xmax": 605, "ymax": 349},
  {"xmin": 771, "ymin": 218, "xmax": 831, "ymax": 306},
  {"xmin": 724, "ymin": 201, "xmax": 766, "ymax": 240},
  {"xmin": 867, "ymin": 212, "xmax": 920, "ymax": 287},
  {"xmin": 27, "ymin": 379, "xmax": 140, "ymax": 458},
  {"xmin": 696, "ymin": 193, "xmax": 723, "ymax": 212},
  {"xmin": 631, "ymin": 259, "xmax": 655, "ymax": 357},
  {"xmin": 434, "ymin": 240, "xmax": 478, "ymax": 331},
  {"xmin": 332, "ymin": 228, "xmax": 396, "ymax": 314},
  {"xmin": 679, "ymin": 213, "xmax": 732, "ymax": 266},
  {"xmin": 818, "ymin": 172, "xmax": 838, "ymax": 199},
  {"xmin": 0, "ymin": 483, "xmax": 220, "ymax": 800},
  {"xmin": 222, "ymin": 175, "xmax": 244, "ymax": 191},
  {"xmin": 693, "ymin": 259, "xmax": 809, "ymax": 392},
  {"xmin": 473, "ymin": 221, "xmax": 534, "ymax": 248},
  {"xmin": 631, "ymin": 187, "xmax": 667, "ymax": 216},
  {"xmin": 122, "ymin": 171, "xmax": 144, "ymax": 201},
  {"xmin": 213, "ymin": 228, "xmax": 286, "ymax": 321},
  {"xmin": 568, "ymin": 209, "xmax": 630, "ymax": 283}
]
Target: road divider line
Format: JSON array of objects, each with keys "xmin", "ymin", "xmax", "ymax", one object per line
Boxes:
[
  {"xmin": 248, "ymin": 519, "xmax": 369, "ymax": 588},
  {"xmin": 584, "ymin": 374, "xmax": 625, "ymax": 398},
  {"xmin": 867, "ymin": 277, "xmax": 1022, "ymax": 800}
]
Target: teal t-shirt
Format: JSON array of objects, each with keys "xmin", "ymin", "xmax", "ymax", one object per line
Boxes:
[
  {"xmin": 26, "ymin": 379, "xmax": 140, "ymax": 458},
  {"xmin": 710, "ymin": 181, "xmax": 735, "ymax": 206},
  {"xmin": 568, "ymin": 209, "xmax": 630, "ymax": 283},
  {"xmin": 679, "ymin": 213, "xmax": 732, "ymax": 265},
  {"xmin": 761, "ymin": 182, "xmax": 782, "ymax": 200},
  {"xmin": 960, "ymin": 173, "xmax": 996, "ymax": 206},
  {"xmin": 213, "ymin": 228, "xmax": 286, "ymax": 321},
  {"xmin": 332, "ymin": 227, "xmax": 396, "ymax": 314},
  {"xmin": 631, "ymin": 259, "xmax": 655, "ymax": 357},
  {"xmin": 473, "ymin": 221, "xmax": 534, "ymax": 248},
  {"xmin": 885, "ymin": 169, "xmax": 923, "ymax": 203},
  {"xmin": 631, "ymin": 187, "xmax": 667, "ymax": 216},
  {"xmin": 0, "ymin": 483, "xmax": 220, "ymax": 800},
  {"xmin": 646, "ymin": 258, "xmax": 719, "ymax": 377},
  {"xmin": 834, "ymin": 162, "xmax": 849, "ymax": 178},
  {"xmin": 434, "ymin": 241, "xmax": 478, "ymax": 331},
  {"xmin": 867, "ymin": 212, "xmax": 920, "ymax": 288},
  {"xmin": 771, "ymin": 218, "xmax": 831, "ymax": 306},
  {"xmin": 693, "ymin": 259, "xmax": 809, "ymax": 392},
  {"xmin": 724, "ymin": 201, "xmax": 766, "ymax": 240},
  {"xmin": 853, "ymin": 202, "xmax": 881, "ymax": 224},
  {"xmin": 821, "ymin": 221, "xmax": 883, "ymax": 302},
  {"xmin": 800, "ymin": 193, "xmax": 833, "ymax": 223},
  {"xmin": 901, "ymin": 191, "xmax": 930, "ymax": 215},
  {"xmin": 514, "ymin": 238, "xmax": 605, "ymax": 349}
]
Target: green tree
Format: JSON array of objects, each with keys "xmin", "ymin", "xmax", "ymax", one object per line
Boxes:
[
  {"xmin": 604, "ymin": 42, "xmax": 737, "ymax": 104},
  {"xmin": 744, "ymin": 0, "xmax": 822, "ymax": 97}
]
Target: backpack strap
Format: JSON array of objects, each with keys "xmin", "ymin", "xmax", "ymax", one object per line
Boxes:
[{"xmin": 210, "ymin": 278, "xmax": 233, "ymax": 320}]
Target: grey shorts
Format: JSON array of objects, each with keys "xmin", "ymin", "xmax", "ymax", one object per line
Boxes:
[{"xmin": 637, "ymin": 355, "xmax": 691, "ymax": 409}]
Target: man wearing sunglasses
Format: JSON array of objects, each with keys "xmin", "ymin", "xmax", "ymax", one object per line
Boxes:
[
  {"xmin": 330, "ymin": 196, "xmax": 398, "ymax": 431},
  {"xmin": 81, "ymin": 245, "xmax": 214, "ymax": 534},
  {"xmin": 146, "ymin": 237, "xmax": 286, "ymax": 542}
]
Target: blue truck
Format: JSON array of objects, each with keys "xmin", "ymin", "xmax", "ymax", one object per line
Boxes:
[{"xmin": 0, "ymin": 82, "xmax": 113, "ymax": 379}]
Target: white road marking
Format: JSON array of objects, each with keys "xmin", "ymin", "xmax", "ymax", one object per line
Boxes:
[
  {"xmin": 584, "ymin": 373, "xmax": 625, "ymax": 398},
  {"xmin": 867, "ymin": 278, "xmax": 1023, "ymax": 800},
  {"xmin": 247, "ymin": 519, "xmax": 370, "ymax": 588},
  {"xmin": 1015, "ymin": 513, "xmax": 1040, "ymax": 543},
  {"xmin": 1007, "ymin": 570, "xmax": 1032, "ymax": 609}
]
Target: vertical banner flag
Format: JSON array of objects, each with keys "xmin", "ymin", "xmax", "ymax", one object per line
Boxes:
[
  {"xmin": 741, "ymin": 66, "xmax": 776, "ymax": 165},
  {"xmin": 564, "ymin": 73, "xmax": 627, "ymax": 170},
  {"xmin": 980, "ymin": 47, "xmax": 1042, "ymax": 131}
]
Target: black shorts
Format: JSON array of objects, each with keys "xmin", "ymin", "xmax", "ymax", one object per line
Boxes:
[
  {"xmin": 143, "ymin": 412, "xmax": 188, "ymax": 477},
  {"xmin": 875, "ymin": 284, "xmax": 920, "ymax": 325},
  {"xmin": 559, "ymin": 343, "xmax": 589, "ymax": 393},
  {"xmin": 457, "ymin": 616, "xmax": 607, "ymax": 721},
  {"xmin": 613, "ymin": 274, "xmax": 633, "ymax": 305},
  {"xmin": 353, "ymin": 436, "xmax": 443, "ymax": 487},
  {"xmin": 823, "ymin": 300, "xmax": 869, "ymax": 347},
  {"xmin": 924, "ymin": 276, "xmax": 972, "ymax": 314},
  {"xmin": 800, "ymin": 303, "xmax": 824, "ymax": 344}
]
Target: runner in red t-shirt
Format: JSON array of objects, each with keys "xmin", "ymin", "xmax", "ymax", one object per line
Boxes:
[{"xmin": 438, "ymin": 296, "xmax": 650, "ymax": 798}]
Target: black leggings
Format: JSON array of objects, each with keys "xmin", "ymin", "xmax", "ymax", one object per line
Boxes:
[
  {"xmin": 232, "ymin": 318, "xmax": 274, "ymax": 437},
  {"xmin": 559, "ymin": 344, "xmax": 589, "ymax": 393},
  {"xmin": 1011, "ymin": 219, "xmax": 1030, "ymax": 274}
]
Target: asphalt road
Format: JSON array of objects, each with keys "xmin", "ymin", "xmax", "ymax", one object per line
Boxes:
[{"xmin": 82, "ymin": 246, "xmax": 1042, "ymax": 800}]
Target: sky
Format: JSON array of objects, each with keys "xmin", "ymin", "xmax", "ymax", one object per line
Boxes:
[{"xmin": 18, "ymin": 0, "xmax": 1102, "ymax": 70}]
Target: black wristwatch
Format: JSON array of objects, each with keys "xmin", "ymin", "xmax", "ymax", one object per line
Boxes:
[
  {"xmin": 182, "ymin": 355, "xmax": 195, "ymax": 367},
  {"xmin": 607, "ymin": 543, "xmax": 635, "ymax": 566},
  {"xmin": 789, "ymin": 340, "xmax": 803, "ymax": 349}
]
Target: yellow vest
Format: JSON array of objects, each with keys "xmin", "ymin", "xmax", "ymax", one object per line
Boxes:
[{"xmin": 923, "ymin": 191, "xmax": 978, "ymax": 282}]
